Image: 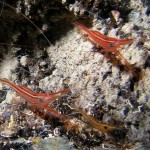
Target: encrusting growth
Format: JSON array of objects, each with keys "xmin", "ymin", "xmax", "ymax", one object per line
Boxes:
[{"xmin": 0, "ymin": 78, "xmax": 127, "ymax": 139}]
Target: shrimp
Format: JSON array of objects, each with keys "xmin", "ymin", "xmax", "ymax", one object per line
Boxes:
[
  {"xmin": 70, "ymin": 104, "xmax": 127, "ymax": 140},
  {"xmin": 0, "ymin": 78, "xmax": 82, "ymax": 132},
  {"xmin": 0, "ymin": 78, "xmax": 70, "ymax": 119},
  {"xmin": 73, "ymin": 22, "xmax": 141, "ymax": 80}
]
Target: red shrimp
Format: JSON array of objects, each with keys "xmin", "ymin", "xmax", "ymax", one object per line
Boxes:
[
  {"xmin": 0, "ymin": 78, "xmax": 70, "ymax": 119},
  {"xmin": 70, "ymin": 104, "xmax": 126, "ymax": 140},
  {"xmin": 73, "ymin": 22, "xmax": 140, "ymax": 80}
]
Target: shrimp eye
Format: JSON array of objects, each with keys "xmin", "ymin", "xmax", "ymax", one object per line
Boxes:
[
  {"xmin": 38, "ymin": 98, "xmax": 44, "ymax": 103},
  {"xmin": 109, "ymin": 43, "xmax": 114, "ymax": 47}
]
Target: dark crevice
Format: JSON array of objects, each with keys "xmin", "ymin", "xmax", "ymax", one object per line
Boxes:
[{"xmin": 144, "ymin": 55, "xmax": 150, "ymax": 68}]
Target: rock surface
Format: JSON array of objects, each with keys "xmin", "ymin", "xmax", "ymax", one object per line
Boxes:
[{"xmin": 0, "ymin": 0, "xmax": 149, "ymax": 149}]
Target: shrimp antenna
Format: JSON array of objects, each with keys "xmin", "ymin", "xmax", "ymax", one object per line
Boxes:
[
  {"xmin": 0, "ymin": 1, "xmax": 51, "ymax": 46},
  {"xmin": 0, "ymin": 0, "xmax": 4, "ymax": 16}
]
